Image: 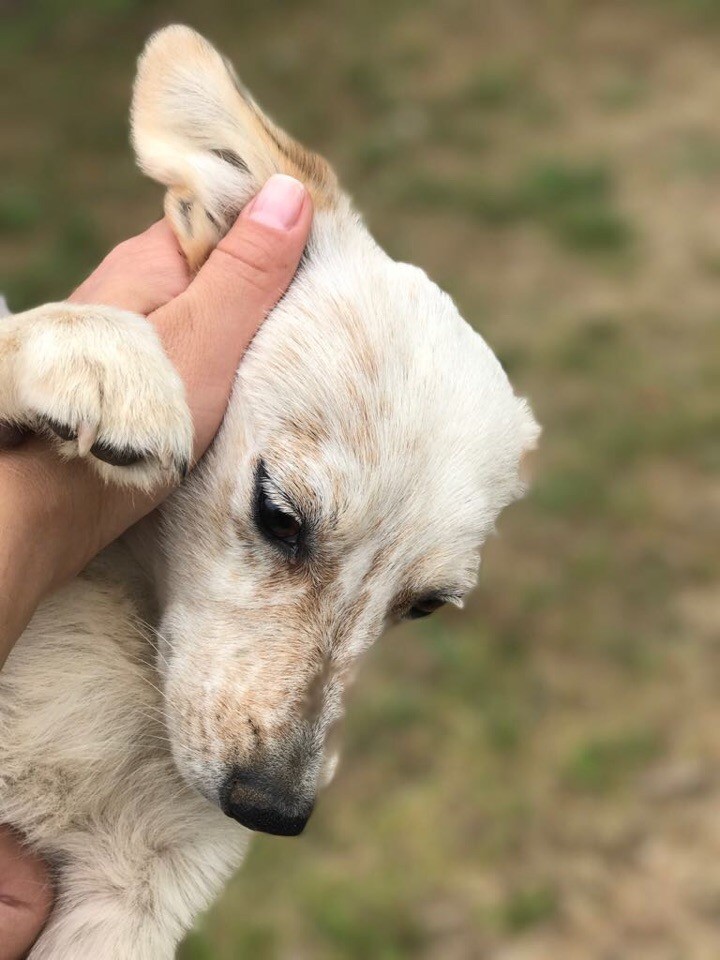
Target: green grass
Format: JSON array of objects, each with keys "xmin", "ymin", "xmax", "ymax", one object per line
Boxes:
[
  {"xmin": 596, "ymin": 72, "xmax": 648, "ymax": 110},
  {"xmin": 513, "ymin": 160, "xmax": 632, "ymax": 252},
  {"xmin": 461, "ymin": 66, "xmax": 530, "ymax": 110},
  {"xmin": 562, "ymin": 732, "xmax": 662, "ymax": 794},
  {"xmin": 500, "ymin": 885, "xmax": 559, "ymax": 933},
  {"xmin": 393, "ymin": 159, "xmax": 632, "ymax": 254},
  {"xmin": 673, "ymin": 132, "xmax": 720, "ymax": 178},
  {"xmin": 304, "ymin": 883, "xmax": 426, "ymax": 959},
  {"xmin": 0, "ymin": 187, "xmax": 43, "ymax": 234},
  {"xmin": 531, "ymin": 466, "xmax": 608, "ymax": 516},
  {"xmin": 177, "ymin": 932, "xmax": 216, "ymax": 960}
]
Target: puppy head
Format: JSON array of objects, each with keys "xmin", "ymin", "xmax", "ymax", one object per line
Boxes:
[{"xmin": 133, "ymin": 26, "xmax": 539, "ymax": 836}]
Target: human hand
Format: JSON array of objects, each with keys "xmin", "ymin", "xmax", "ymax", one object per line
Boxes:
[
  {"xmin": 2, "ymin": 172, "xmax": 311, "ymax": 613},
  {"xmin": 0, "ymin": 825, "xmax": 54, "ymax": 960},
  {"xmin": 71, "ymin": 172, "xmax": 311, "ymax": 461},
  {"xmin": 0, "ymin": 174, "xmax": 312, "ymax": 958}
]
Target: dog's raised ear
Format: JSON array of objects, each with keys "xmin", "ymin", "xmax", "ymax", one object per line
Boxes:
[{"xmin": 131, "ymin": 25, "xmax": 338, "ymax": 269}]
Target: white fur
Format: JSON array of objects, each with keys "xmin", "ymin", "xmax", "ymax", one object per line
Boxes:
[
  {"xmin": 0, "ymin": 27, "xmax": 539, "ymax": 958},
  {"xmin": 0, "ymin": 303, "xmax": 193, "ymax": 489}
]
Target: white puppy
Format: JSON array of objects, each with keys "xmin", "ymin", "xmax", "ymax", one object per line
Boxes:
[{"xmin": 0, "ymin": 26, "xmax": 539, "ymax": 959}]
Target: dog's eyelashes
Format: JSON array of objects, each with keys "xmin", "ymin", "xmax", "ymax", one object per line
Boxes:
[{"xmin": 406, "ymin": 597, "xmax": 447, "ymax": 619}]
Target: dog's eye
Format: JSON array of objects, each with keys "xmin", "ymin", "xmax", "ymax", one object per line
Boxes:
[
  {"xmin": 407, "ymin": 597, "xmax": 446, "ymax": 619},
  {"xmin": 254, "ymin": 461, "xmax": 303, "ymax": 553},
  {"xmin": 257, "ymin": 494, "xmax": 302, "ymax": 545}
]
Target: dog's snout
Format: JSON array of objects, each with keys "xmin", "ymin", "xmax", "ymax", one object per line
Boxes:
[{"xmin": 220, "ymin": 767, "xmax": 314, "ymax": 837}]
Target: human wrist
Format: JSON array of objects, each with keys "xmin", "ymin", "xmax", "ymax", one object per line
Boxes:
[
  {"xmin": 0, "ymin": 441, "xmax": 107, "ymax": 624},
  {"xmin": 0, "ymin": 448, "xmax": 61, "ymax": 660},
  {"xmin": 0, "ymin": 436, "xmax": 172, "ymax": 665}
]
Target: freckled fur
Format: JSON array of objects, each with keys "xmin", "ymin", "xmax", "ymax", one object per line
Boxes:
[{"xmin": 0, "ymin": 25, "xmax": 539, "ymax": 959}]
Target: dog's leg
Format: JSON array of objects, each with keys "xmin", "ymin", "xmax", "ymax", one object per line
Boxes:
[
  {"xmin": 27, "ymin": 776, "xmax": 247, "ymax": 960},
  {"xmin": 0, "ymin": 303, "xmax": 193, "ymax": 490}
]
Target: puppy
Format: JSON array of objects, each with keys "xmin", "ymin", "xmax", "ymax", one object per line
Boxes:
[{"xmin": 0, "ymin": 26, "xmax": 539, "ymax": 959}]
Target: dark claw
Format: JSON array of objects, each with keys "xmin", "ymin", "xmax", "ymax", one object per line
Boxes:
[
  {"xmin": 42, "ymin": 417, "xmax": 78, "ymax": 442},
  {"xmin": 90, "ymin": 440, "xmax": 146, "ymax": 468},
  {"xmin": 178, "ymin": 458, "xmax": 191, "ymax": 480}
]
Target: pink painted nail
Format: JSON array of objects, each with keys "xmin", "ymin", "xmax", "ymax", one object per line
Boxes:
[{"xmin": 247, "ymin": 174, "xmax": 306, "ymax": 230}]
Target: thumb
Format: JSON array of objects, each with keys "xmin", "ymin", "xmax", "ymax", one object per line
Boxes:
[
  {"xmin": 186, "ymin": 174, "xmax": 311, "ymax": 338},
  {"xmin": 152, "ymin": 174, "xmax": 312, "ymax": 457}
]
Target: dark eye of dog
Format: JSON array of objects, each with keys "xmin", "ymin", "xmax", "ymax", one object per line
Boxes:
[
  {"xmin": 254, "ymin": 461, "xmax": 303, "ymax": 551},
  {"xmin": 407, "ymin": 597, "xmax": 446, "ymax": 619},
  {"xmin": 257, "ymin": 495, "xmax": 301, "ymax": 544}
]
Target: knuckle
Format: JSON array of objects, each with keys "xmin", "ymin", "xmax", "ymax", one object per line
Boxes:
[
  {"xmin": 183, "ymin": 223, "xmax": 301, "ymax": 318},
  {"xmin": 100, "ymin": 239, "xmax": 138, "ymax": 276},
  {"xmin": 215, "ymin": 229, "xmax": 290, "ymax": 283},
  {"xmin": 109, "ymin": 236, "xmax": 138, "ymax": 260}
]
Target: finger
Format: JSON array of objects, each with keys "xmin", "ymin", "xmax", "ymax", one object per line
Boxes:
[
  {"xmin": 172, "ymin": 174, "xmax": 311, "ymax": 365},
  {"xmin": 138, "ymin": 218, "xmax": 180, "ymax": 246},
  {"xmin": 156, "ymin": 175, "xmax": 312, "ymax": 444},
  {"xmin": 0, "ymin": 826, "xmax": 53, "ymax": 959},
  {"xmin": 118, "ymin": 218, "xmax": 189, "ymax": 273},
  {"xmin": 70, "ymin": 219, "xmax": 191, "ymax": 315},
  {"xmin": 193, "ymin": 174, "xmax": 310, "ymax": 318}
]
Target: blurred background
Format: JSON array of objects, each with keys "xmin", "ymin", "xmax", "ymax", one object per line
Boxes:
[{"xmin": 1, "ymin": 1, "xmax": 718, "ymax": 957}]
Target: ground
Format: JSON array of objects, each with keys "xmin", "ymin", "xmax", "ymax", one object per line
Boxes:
[{"xmin": 1, "ymin": 1, "xmax": 719, "ymax": 957}]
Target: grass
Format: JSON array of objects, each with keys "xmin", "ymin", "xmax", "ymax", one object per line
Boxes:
[
  {"xmin": 500, "ymin": 885, "xmax": 559, "ymax": 933},
  {"xmin": 394, "ymin": 159, "xmax": 632, "ymax": 253},
  {"xmin": 304, "ymin": 883, "xmax": 427, "ymax": 959},
  {"xmin": 1, "ymin": 0, "xmax": 719, "ymax": 957},
  {"xmin": 562, "ymin": 731, "xmax": 662, "ymax": 794},
  {"xmin": 461, "ymin": 66, "xmax": 531, "ymax": 111},
  {"xmin": 0, "ymin": 187, "xmax": 43, "ymax": 234},
  {"xmin": 531, "ymin": 466, "xmax": 608, "ymax": 516}
]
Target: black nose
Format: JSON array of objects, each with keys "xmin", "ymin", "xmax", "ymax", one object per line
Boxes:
[{"xmin": 220, "ymin": 767, "xmax": 314, "ymax": 837}]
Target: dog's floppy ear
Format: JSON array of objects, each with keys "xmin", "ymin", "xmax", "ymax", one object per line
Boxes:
[{"xmin": 131, "ymin": 25, "xmax": 338, "ymax": 269}]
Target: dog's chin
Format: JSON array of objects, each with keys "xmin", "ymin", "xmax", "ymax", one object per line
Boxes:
[{"xmin": 167, "ymin": 739, "xmax": 224, "ymax": 810}]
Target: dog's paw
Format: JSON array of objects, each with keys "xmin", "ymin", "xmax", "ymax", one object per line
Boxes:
[{"xmin": 10, "ymin": 303, "xmax": 193, "ymax": 490}]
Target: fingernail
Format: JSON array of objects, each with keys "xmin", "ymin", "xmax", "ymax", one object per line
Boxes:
[{"xmin": 247, "ymin": 174, "xmax": 306, "ymax": 230}]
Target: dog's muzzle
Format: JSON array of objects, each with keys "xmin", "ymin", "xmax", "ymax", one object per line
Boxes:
[{"xmin": 220, "ymin": 766, "xmax": 314, "ymax": 837}]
